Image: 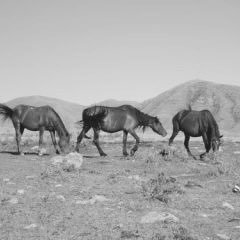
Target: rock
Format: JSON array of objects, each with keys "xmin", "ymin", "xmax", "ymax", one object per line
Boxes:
[
  {"xmin": 64, "ymin": 152, "xmax": 83, "ymax": 169},
  {"xmin": 128, "ymin": 175, "xmax": 141, "ymax": 181},
  {"xmin": 222, "ymin": 202, "xmax": 234, "ymax": 210},
  {"xmin": 185, "ymin": 181, "xmax": 203, "ymax": 188},
  {"xmin": 3, "ymin": 178, "xmax": 10, "ymax": 182},
  {"xmin": 17, "ymin": 189, "xmax": 25, "ymax": 195},
  {"xmin": 55, "ymin": 184, "xmax": 63, "ymax": 188},
  {"xmin": 38, "ymin": 148, "xmax": 47, "ymax": 155},
  {"xmin": 24, "ymin": 224, "xmax": 37, "ymax": 230},
  {"xmin": 26, "ymin": 175, "xmax": 36, "ymax": 180},
  {"xmin": 140, "ymin": 211, "xmax": 179, "ymax": 224},
  {"xmin": 31, "ymin": 145, "xmax": 39, "ymax": 150},
  {"xmin": 199, "ymin": 213, "xmax": 209, "ymax": 218},
  {"xmin": 76, "ymin": 195, "xmax": 110, "ymax": 205},
  {"xmin": 56, "ymin": 195, "xmax": 66, "ymax": 201},
  {"xmin": 216, "ymin": 233, "xmax": 231, "ymax": 240},
  {"xmin": 8, "ymin": 197, "xmax": 18, "ymax": 204},
  {"xmin": 51, "ymin": 152, "xmax": 83, "ymax": 171},
  {"xmin": 51, "ymin": 156, "xmax": 64, "ymax": 165},
  {"xmin": 7, "ymin": 182, "xmax": 15, "ymax": 185},
  {"xmin": 234, "ymin": 151, "xmax": 240, "ymax": 154},
  {"xmin": 232, "ymin": 185, "xmax": 240, "ymax": 193}
]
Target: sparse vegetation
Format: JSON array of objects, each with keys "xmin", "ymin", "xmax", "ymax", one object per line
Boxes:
[
  {"xmin": 142, "ymin": 172, "xmax": 184, "ymax": 203},
  {"xmin": 1, "ymin": 140, "xmax": 240, "ymax": 239}
]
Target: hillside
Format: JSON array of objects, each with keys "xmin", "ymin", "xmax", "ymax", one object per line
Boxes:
[
  {"xmin": 1, "ymin": 80, "xmax": 240, "ymax": 137},
  {"xmin": 94, "ymin": 99, "xmax": 140, "ymax": 108},
  {"xmin": 141, "ymin": 80, "xmax": 240, "ymax": 136}
]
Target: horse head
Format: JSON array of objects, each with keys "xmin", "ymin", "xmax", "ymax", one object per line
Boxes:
[
  {"xmin": 211, "ymin": 135, "xmax": 223, "ymax": 152},
  {"xmin": 150, "ymin": 117, "xmax": 167, "ymax": 137},
  {"xmin": 58, "ymin": 133, "xmax": 71, "ymax": 153}
]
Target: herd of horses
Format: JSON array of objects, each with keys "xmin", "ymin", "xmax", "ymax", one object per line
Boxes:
[{"xmin": 0, "ymin": 103, "xmax": 223, "ymax": 159}]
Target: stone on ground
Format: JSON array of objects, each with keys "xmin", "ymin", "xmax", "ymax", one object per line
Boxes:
[
  {"xmin": 51, "ymin": 152, "xmax": 83, "ymax": 171},
  {"xmin": 140, "ymin": 211, "xmax": 179, "ymax": 224}
]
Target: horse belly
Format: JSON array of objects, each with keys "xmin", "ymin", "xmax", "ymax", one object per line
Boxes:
[
  {"xmin": 101, "ymin": 114, "xmax": 125, "ymax": 133},
  {"xmin": 181, "ymin": 122, "xmax": 201, "ymax": 137},
  {"xmin": 21, "ymin": 113, "xmax": 41, "ymax": 131}
]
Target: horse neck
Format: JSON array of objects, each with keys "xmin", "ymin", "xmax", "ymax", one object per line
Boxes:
[
  {"xmin": 137, "ymin": 110, "xmax": 153, "ymax": 126},
  {"xmin": 54, "ymin": 119, "xmax": 69, "ymax": 139},
  {"xmin": 209, "ymin": 121, "xmax": 220, "ymax": 140}
]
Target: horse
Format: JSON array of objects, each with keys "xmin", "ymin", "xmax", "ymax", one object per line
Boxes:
[
  {"xmin": 0, "ymin": 104, "xmax": 70, "ymax": 155},
  {"xmin": 169, "ymin": 107, "xmax": 223, "ymax": 159},
  {"xmin": 75, "ymin": 105, "xmax": 167, "ymax": 156}
]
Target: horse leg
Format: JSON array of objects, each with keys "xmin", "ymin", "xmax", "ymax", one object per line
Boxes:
[
  {"xmin": 122, "ymin": 130, "xmax": 128, "ymax": 156},
  {"xmin": 38, "ymin": 128, "xmax": 45, "ymax": 156},
  {"xmin": 200, "ymin": 133, "xmax": 210, "ymax": 159},
  {"xmin": 14, "ymin": 122, "xmax": 23, "ymax": 155},
  {"xmin": 75, "ymin": 125, "xmax": 90, "ymax": 152},
  {"xmin": 169, "ymin": 121, "xmax": 179, "ymax": 146},
  {"xmin": 50, "ymin": 130, "xmax": 61, "ymax": 154},
  {"xmin": 93, "ymin": 129, "xmax": 107, "ymax": 156},
  {"xmin": 129, "ymin": 130, "xmax": 140, "ymax": 156},
  {"xmin": 184, "ymin": 134, "xmax": 196, "ymax": 160}
]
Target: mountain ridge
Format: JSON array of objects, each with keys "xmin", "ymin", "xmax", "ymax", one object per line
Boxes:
[{"xmin": 2, "ymin": 80, "xmax": 240, "ymax": 136}]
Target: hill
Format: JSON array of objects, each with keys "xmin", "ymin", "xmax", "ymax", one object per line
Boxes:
[
  {"xmin": 1, "ymin": 80, "xmax": 240, "ymax": 138},
  {"xmin": 140, "ymin": 80, "xmax": 240, "ymax": 136},
  {"xmin": 93, "ymin": 99, "xmax": 139, "ymax": 108}
]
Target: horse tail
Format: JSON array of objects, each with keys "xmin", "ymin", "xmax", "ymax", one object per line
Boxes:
[
  {"xmin": 75, "ymin": 120, "xmax": 91, "ymax": 139},
  {"xmin": 75, "ymin": 120, "xmax": 84, "ymax": 126},
  {"xmin": 0, "ymin": 104, "xmax": 13, "ymax": 121}
]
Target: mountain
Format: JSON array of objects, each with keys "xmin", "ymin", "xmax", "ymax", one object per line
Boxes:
[
  {"xmin": 94, "ymin": 99, "xmax": 140, "ymax": 108},
  {"xmin": 6, "ymin": 96, "xmax": 85, "ymax": 131},
  {"xmin": 1, "ymin": 80, "xmax": 240, "ymax": 137},
  {"xmin": 140, "ymin": 80, "xmax": 240, "ymax": 136}
]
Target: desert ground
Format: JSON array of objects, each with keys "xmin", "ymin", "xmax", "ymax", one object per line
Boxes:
[{"xmin": 1, "ymin": 132, "xmax": 240, "ymax": 240}]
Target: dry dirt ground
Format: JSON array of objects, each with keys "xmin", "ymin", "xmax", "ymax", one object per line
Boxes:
[{"xmin": 1, "ymin": 138, "xmax": 240, "ymax": 240}]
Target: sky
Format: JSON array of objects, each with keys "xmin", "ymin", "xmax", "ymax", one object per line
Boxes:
[{"xmin": 0, "ymin": 0, "xmax": 240, "ymax": 105}]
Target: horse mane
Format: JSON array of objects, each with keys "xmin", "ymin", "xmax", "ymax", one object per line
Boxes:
[
  {"xmin": 204, "ymin": 110, "xmax": 220, "ymax": 139},
  {"xmin": 49, "ymin": 107, "xmax": 70, "ymax": 138},
  {"xmin": 187, "ymin": 104, "xmax": 192, "ymax": 111},
  {"xmin": 121, "ymin": 105, "xmax": 154, "ymax": 130}
]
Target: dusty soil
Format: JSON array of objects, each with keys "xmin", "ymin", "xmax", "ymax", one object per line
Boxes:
[{"xmin": 1, "ymin": 139, "xmax": 240, "ymax": 240}]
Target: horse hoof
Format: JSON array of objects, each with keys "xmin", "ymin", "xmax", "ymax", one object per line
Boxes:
[
  {"xmin": 100, "ymin": 153, "xmax": 107, "ymax": 157},
  {"xmin": 130, "ymin": 151, "xmax": 135, "ymax": 156},
  {"xmin": 123, "ymin": 152, "xmax": 129, "ymax": 157}
]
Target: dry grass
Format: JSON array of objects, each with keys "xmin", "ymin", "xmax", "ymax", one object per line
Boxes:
[{"xmin": 1, "ymin": 139, "xmax": 240, "ymax": 239}]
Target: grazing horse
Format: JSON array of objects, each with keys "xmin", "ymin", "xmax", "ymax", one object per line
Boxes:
[
  {"xmin": 0, "ymin": 104, "xmax": 70, "ymax": 155},
  {"xmin": 75, "ymin": 105, "xmax": 167, "ymax": 156},
  {"xmin": 169, "ymin": 107, "xmax": 223, "ymax": 159}
]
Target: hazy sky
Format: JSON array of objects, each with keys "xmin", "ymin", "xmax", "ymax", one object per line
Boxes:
[{"xmin": 0, "ymin": 0, "xmax": 240, "ymax": 105}]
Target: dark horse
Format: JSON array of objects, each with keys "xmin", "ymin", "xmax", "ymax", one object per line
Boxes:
[
  {"xmin": 75, "ymin": 105, "xmax": 167, "ymax": 156},
  {"xmin": 0, "ymin": 104, "xmax": 70, "ymax": 155},
  {"xmin": 169, "ymin": 107, "xmax": 223, "ymax": 159}
]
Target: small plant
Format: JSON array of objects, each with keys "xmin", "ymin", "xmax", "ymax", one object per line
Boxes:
[
  {"xmin": 172, "ymin": 226, "xmax": 198, "ymax": 240},
  {"xmin": 142, "ymin": 172, "xmax": 184, "ymax": 203},
  {"xmin": 151, "ymin": 233, "xmax": 167, "ymax": 240}
]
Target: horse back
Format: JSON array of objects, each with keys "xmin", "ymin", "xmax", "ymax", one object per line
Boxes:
[{"xmin": 12, "ymin": 105, "xmax": 60, "ymax": 130}]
